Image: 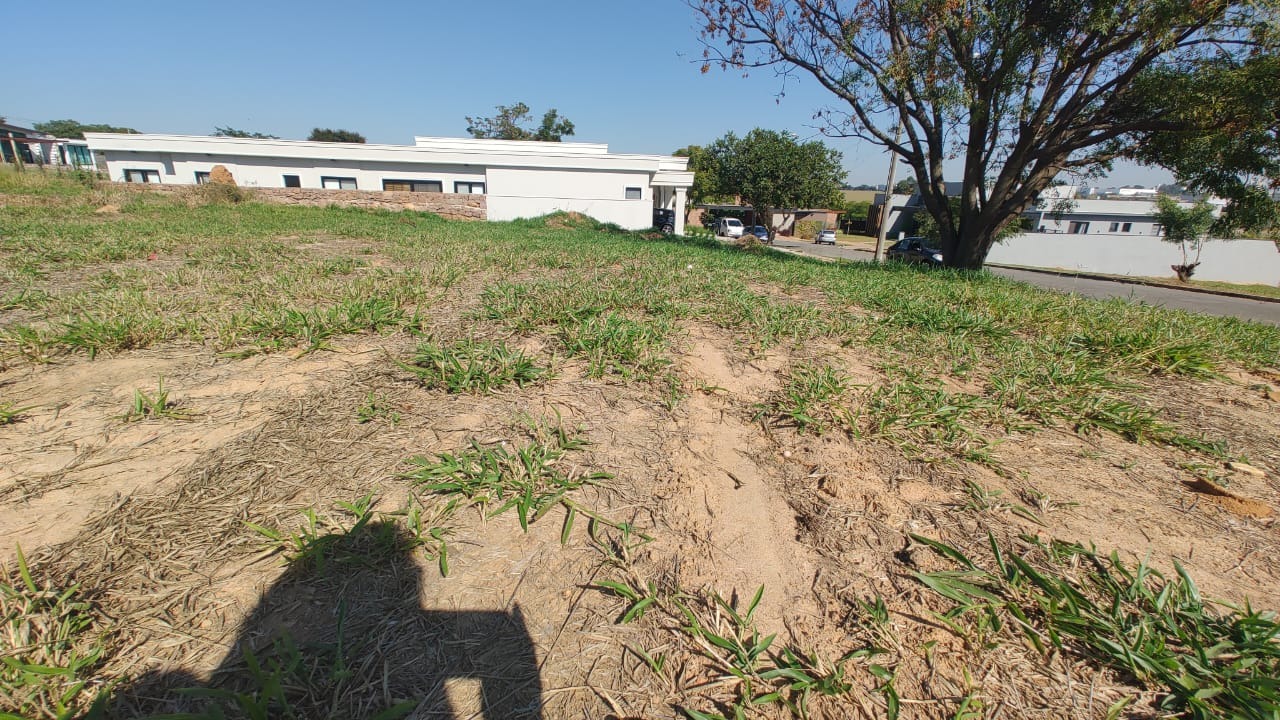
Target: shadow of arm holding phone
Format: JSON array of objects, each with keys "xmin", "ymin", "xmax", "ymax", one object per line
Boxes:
[{"xmin": 104, "ymin": 521, "xmax": 543, "ymax": 719}]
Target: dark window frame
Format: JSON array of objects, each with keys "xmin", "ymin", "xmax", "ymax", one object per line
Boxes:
[
  {"xmin": 283, "ymin": 174, "xmax": 302, "ymax": 188},
  {"xmin": 124, "ymin": 168, "xmax": 160, "ymax": 183},
  {"xmin": 321, "ymin": 176, "xmax": 357, "ymax": 190},
  {"xmin": 194, "ymin": 171, "xmax": 211, "ymax": 185},
  {"xmin": 625, "ymin": 186, "xmax": 642, "ymax": 200},
  {"xmin": 454, "ymin": 181, "xmax": 486, "ymax": 195},
  {"xmin": 383, "ymin": 179, "xmax": 443, "ymax": 193}
]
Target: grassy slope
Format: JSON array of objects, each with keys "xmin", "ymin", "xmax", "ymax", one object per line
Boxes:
[{"xmin": 3, "ymin": 171, "xmax": 1280, "ymax": 719}]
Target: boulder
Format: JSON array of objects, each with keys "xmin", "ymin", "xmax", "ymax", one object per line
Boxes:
[{"xmin": 209, "ymin": 165, "xmax": 236, "ymax": 186}]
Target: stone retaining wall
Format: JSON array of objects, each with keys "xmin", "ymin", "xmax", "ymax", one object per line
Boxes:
[{"xmin": 110, "ymin": 183, "xmax": 486, "ymax": 221}]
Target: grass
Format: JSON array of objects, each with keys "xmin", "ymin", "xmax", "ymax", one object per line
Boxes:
[
  {"xmin": 399, "ymin": 338, "xmax": 547, "ymax": 393},
  {"xmin": 4, "ymin": 169, "xmax": 1280, "ymax": 717},
  {"xmin": 122, "ymin": 378, "xmax": 191, "ymax": 421},
  {"xmin": 759, "ymin": 362, "xmax": 855, "ymax": 435},
  {"xmin": 0, "ymin": 401, "xmax": 35, "ymax": 425},
  {"xmin": 1, "ymin": 546, "xmax": 109, "ymax": 720},
  {"xmin": 1134, "ymin": 276, "xmax": 1280, "ymax": 300},
  {"xmin": 912, "ymin": 533, "xmax": 1280, "ymax": 720}
]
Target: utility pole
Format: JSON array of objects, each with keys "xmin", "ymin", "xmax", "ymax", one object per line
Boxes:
[{"xmin": 874, "ymin": 122, "xmax": 903, "ymax": 263}]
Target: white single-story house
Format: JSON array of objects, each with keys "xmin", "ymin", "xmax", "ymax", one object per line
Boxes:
[{"xmin": 83, "ymin": 133, "xmax": 695, "ymax": 233}]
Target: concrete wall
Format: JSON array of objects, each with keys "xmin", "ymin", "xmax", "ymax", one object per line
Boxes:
[
  {"xmin": 987, "ymin": 233, "xmax": 1280, "ymax": 285},
  {"xmin": 485, "ymin": 166, "xmax": 653, "ymax": 228},
  {"xmin": 112, "ymin": 183, "xmax": 485, "ymax": 221}
]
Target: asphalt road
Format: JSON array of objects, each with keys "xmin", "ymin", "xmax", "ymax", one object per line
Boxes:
[{"xmin": 764, "ymin": 236, "xmax": 1280, "ymax": 326}]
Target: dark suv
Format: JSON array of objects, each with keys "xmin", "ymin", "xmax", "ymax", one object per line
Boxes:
[{"xmin": 653, "ymin": 209, "xmax": 676, "ymax": 234}]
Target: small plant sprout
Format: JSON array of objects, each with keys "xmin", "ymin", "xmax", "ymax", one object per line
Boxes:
[
  {"xmin": 355, "ymin": 392, "xmax": 400, "ymax": 425},
  {"xmin": 0, "ymin": 401, "xmax": 37, "ymax": 425},
  {"xmin": 123, "ymin": 377, "xmax": 192, "ymax": 421}
]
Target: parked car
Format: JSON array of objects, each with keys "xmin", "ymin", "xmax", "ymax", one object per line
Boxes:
[
  {"xmin": 713, "ymin": 217, "xmax": 745, "ymax": 238},
  {"xmin": 652, "ymin": 208, "xmax": 676, "ymax": 234},
  {"xmin": 887, "ymin": 236, "xmax": 944, "ymax": 265},
  {"xmin": 814, "ymin": 228, "xmax": 837, "ymax": 245},
  {"xmin": 744, "ymin": 225, "xmax": 771, "ymax": 243}
]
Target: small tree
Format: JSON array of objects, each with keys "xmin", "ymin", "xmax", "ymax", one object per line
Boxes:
[
  {"xmin": 707, "ymin": 129, "xmax": 844, "ymax": 239},
  {"xmin": 465, "ymin": 103, "xmax": 575, "ymax": 142},
  {"xmin": 213, "ymin": 126, "xmax": 278, "ymax": 139},
  {"xmin": 308, "ymin": 128, "xmax": 366, "ymax": 143},
  {"xmin": 1154, "ymin": 196, "xmax": 1216, "ymax": 281}
]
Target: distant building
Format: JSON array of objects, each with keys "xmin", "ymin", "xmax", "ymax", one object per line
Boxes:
[
  {"xmin": 1, "ymin": 122, "xmax": 93, "ymax": 168},
  {"xmin": 84, "ymin": 133, "xmax": 694, "ymax": 232}
]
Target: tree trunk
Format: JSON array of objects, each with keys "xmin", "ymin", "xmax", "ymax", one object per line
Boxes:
[{"xmin": 945, "ymin": 225, "xmax": 998, "ymax": 270}]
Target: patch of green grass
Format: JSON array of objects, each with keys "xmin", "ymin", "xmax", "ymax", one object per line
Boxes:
[
  {"xmin": 560, "ymin": 312, "xmax": 672, "ymax": 382},
  {"xmin": 355, "ymin": 392, "xmax": 400, "ymax": 425},
  {"xmin": 400, "ymin": 338, "xmax": 547, "ymax": 393},
  {"xmin": 1, "ymin": 545, "xmax": 109, "ymax": 720},
  {"xmin": 759, "ymin": 362, "xmax": 855, "ymax": 435},
  {"xmin": 403, "ymin": 430, "xmax": 613, "ymax": 535},
  {"xmin": 859, "ymin": 370, "xmax": 1001, "ymax": 464},
  {"xmin": 912, "ymin": 533, "xmax": 1280, "ymax": 720}
]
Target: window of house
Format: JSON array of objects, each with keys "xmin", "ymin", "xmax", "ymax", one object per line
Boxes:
[
  {"xmin": 1122, "ymin": 222, "xmax": 1132, "ymax": 232},
  {"xmin": 321, "ymin": 176, "xmax": 357, "ymax": 190},
  {"xmin": 124, "ymin": 169, "xmax": 160, "ymax": 183},
  {"xmin": 194, "ymin": 171, "xmax": 211, "ymax": 185},
  {"xmin": 384, "ymin": 179, "xmax": 443, "ymax": 193},
  {"xmin": 454, "ymin": 181, "xmax": 486, "ymax": 195},
  {"xmin": 1109, "ymin": 222, "xmax": 1120, "ymax": 232},
  {"xmin": 625, "ymin": 187, "xmax": 642, "ymax": 200},
  {"xmin": 283, "ymin": 175, "xmax": 301, "ymax": 188},
  {"xmin": 1068, "ymin": 221, "xmax": 1090, "ymax": 234},
  {"xmin": 1152, "ymin": 223, "xmax": 1163, "ymax": 236}
]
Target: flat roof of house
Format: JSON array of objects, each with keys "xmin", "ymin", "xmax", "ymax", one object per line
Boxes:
[{"xmin": 83, "ymin": 133, "xmax": 691, "ymax": 177}]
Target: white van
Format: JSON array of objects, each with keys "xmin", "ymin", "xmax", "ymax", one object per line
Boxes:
[{"xmin": 715, "ymin": 217, "xmax": 745, "ymax": 238}]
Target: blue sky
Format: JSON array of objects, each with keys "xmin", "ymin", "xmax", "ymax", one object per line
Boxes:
[{"xmin": 5, "ymin": 0, "xmax": 1167, "ymax": 187}]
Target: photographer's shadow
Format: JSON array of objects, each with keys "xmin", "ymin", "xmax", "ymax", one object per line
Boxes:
[{"xmin": 111, "ymin": 521, "xmax": 543, "ymax": 719}]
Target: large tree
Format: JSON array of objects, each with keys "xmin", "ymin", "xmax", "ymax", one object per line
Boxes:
[
  {"xmin": 33, "ymin": 119, "xmax": 139, "ymax": 139},
  {"xmin": 707, "ymin": 129, "xmax": 845, "ymax": 236},
  {"xmin": 694, "ymin": 0, "xmax": 1278, "ymax": 269},
  {"xmin": 213, "ymin": 126, "xmax": 278, "ymax": 139},
  {"xmin": 465, "ymin": 103, "xmax": 575, "ymax": 142},
  {"xmin": 308, "ymin": 128, "xmax": 366, "ymax": 143}
]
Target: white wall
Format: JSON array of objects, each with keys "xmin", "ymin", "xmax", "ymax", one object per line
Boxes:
[
  {"xmin": 485, "ymin": 167, "xmax": 653, "ymax": 229},
  {"xmin": 987, "ymin": 233, "xmax": 1280, "ymax": 285},
  {"xmin": 100, "ymin": 146, "xmax": 668, "ymax": 231},
  {"xmin": 100, "ymin": 151, "xmax": 484, "ymax": 191}
]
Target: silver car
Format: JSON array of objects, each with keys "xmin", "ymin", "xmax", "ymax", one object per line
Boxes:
[{"xmin": 814, "ymin": 228, "xmax": 837, "ymax": 245}]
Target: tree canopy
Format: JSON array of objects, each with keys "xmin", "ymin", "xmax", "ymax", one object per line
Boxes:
[
  {"xmin": 308, "ymin": 128, "xmax": 366, "ymax": 143},
  {"xmin": 213, "ymin": 126, "xmax": 278, "ymax": 139},
  {"xmin": 465, "ymin": 103, "xmax": 575, "ymax": 142},
  {"xmin": 673, "ymin": 144, "xmax": 727, "ymax": 210},
  {"xmin": 1121, "ymin": 55, "xmax": 1280, "ymax": 237},
  {"xmin": 33, "ymin": 119, "xmax": 139, "ymax": 139},
  {"xmin": 707, "ymin": 129, "xmax": 845, "ymax": 233},
  {"xmin": 694, "ymin": 0, "xmax": 1279, "ymax": 269}
]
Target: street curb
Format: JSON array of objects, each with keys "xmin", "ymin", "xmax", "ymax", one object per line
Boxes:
[
  {"xmin": 768, "ymin": 242, "xmax": 1280, "ymax": 305},
  {"xmin": 984, "ymin": 262, "xmax": 1280, "ymax": 305}
]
